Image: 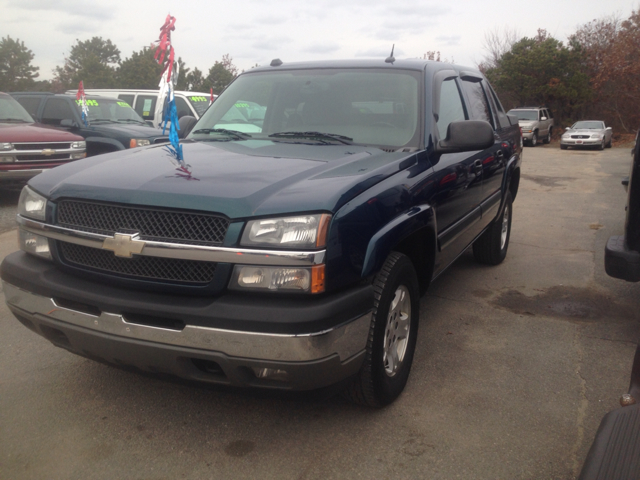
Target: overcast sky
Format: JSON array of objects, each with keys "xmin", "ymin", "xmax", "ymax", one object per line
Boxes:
[{"xmin": 2, "ymin": 0, "xmax": 638, "ymax": 80}]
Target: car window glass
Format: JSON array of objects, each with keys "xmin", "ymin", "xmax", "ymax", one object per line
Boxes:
[
  {"xmin": 14, "ymin": 97, "xmax": 41, "ymax": 118},
  {"xmin": 187, "ymin": 95, "xmax": 211, "ymax": 117},
  {"xmin": 460, "ymin": 79, "xmax": 493, "ymax": 128},
  {"xmin": 0, "ymin": 96, "xmax": 34, "ymax": 122},
  {"xmin": 135, "ymin": 95, "xmax": 157, "ymax": 121},
  {"xmin": 194, "ymin": 69, "xmax": 421, "ymax": 148},
  {"xmin": 483, "ymin": 81, "xmax": 509, "ymax": 129},
  {"xmin": 118, "ymin": 94, "xmax": 135, "ymax": 107},
  {"xmin": 437, "ymin": 78, "xmax": 467, "ymax": 139},
  {"xmin": 42, "ymin": 98, "xmax": 75, "ymax": 126},
  {"xmin": 174, "ymin": 96, "xmax": 191, "ymax": 118}
]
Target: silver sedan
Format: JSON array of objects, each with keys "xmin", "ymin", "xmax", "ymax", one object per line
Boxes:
[{"xmin": 560, "ymin": 120, "xmax": 613, "ymax": 150}]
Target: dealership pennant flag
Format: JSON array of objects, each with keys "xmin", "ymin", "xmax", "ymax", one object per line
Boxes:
[
  {"xmin": 76, "ymin": 81, "xmax": 89, "ymax": 126},
  {"xmin": 154, "ymin": 14, "xmax": 185, "ymax": 167},
  {"xmin": 210, "ymin": 87, "xmax": 214, "ymax": 105}
]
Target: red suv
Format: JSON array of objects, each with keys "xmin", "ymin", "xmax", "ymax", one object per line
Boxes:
[{"xmin": 1, "ymin": 92, "xmax": 86, "ymax": 187}]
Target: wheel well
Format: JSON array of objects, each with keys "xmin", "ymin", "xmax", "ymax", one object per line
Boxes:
[
  {"xmin": 393, "ymin": 227, "xmax": 436, "ymax": 296},
  {"xmin": 509, "ymin": 168, "xmax": 520, "ymax": 202}
]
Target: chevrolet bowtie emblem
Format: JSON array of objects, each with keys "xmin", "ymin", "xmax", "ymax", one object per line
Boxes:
[
  {"xmin": 41, "ymin": 149, "xmax": 56, "ymax": 156},
  {"xmin": 102, "ymin": 233, "xmax": 145, "ymax": 258}
]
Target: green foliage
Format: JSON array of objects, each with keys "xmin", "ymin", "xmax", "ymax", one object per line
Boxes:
[
  {"xmin": 485, "ymin": 30, "xmax": 591, "ymax": 123},
  {"xmin": 53, "ymin": 37, "xmax": 120, "ymax": 90},
  {"xmin": 175, "ymin": 57, "xmax": 191, "ymax": 90},
  {"xmin": 205, "ymin": 61, "xmax": 235, "ymax": 95},
  {"xmin": 117, "ymin": 46, "xmax": 162, "ymax": 89},
  {"xmin": 186, "ymin": 67, "xmax": 205, "ymax": 91},
  {"xmin": 0, "ymin": 36, "xmax": 40, "ymax": 91}
]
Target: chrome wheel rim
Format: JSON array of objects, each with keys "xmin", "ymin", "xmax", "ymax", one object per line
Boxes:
[
  {"xmin": 500, "ymin": 203, "xmax": 510, "ymax": 249},
  {"xmin": 383, "ymin": 285, "xmax": 411, "ymax": 377}
]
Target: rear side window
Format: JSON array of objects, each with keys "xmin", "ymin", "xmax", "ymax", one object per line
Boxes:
[
  {"xmin": 437, "ymin": 79, "xmax": 467, "ymax": 139},
  {"xmin": 15, "ymin": 97, "xmax": 42, "ymax": 118},
  {"xmin": 460, "ymin": 79, "xmax": 493, "ymax": 127},
  {"xmin": 135, "ymin": 95, "xmax": 157, "ymax": 121},
  {"xmin": 118, "ymin": 94, "xmax": 135, "ymax": 107},
  {"xmin": 485, "ymin": 82, "xmax": 509, "ymax": 129},
  {"xmin": 41, "ymin": 99, "xmax": 75, "ymax": 126}
]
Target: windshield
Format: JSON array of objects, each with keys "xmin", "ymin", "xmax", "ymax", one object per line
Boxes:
[
  {"xmin": 0, "ymin": 95, "xmax": 34, "ymax": 123},
  {"xmin": 189, "ymin": 68, "xmax": 421, "ymax": 149},
  {"xmin": 187, "ymin": 95, "xmax": 212, "ymax": 117},
  {"xmin": 571, "ymin": 121, "xmax": 605, "ymax": 130},
  {"xmin": 76, "ymin": 98, "xmax": 146, "ymax": 124},
  {"xmin": 508, "ymin": 110, "xmax": 538, "ymax": 121}
]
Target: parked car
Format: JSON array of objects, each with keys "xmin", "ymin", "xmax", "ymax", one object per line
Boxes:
[
  {"xmin": 560, "ymin": 120, "xmax": 613, "ymax": 150},
  {"xmin": 580, "ymin": 130, "xmax": 640, "ymax": 478},
  {"xmin": 11, "ymin": 93, "xmax": 169, "ymax": 156},
  {"xmin": 507, "ymin": 106, "xmax": 554, "ymax": 146},
  {"xmin": 0, "ymin": 92, "xmax": 86, "ymax": 187},
  {"xmin": 67, "ymin": 89, "xmax": 214, "ymax": 128},
  {"xmin": 1, "ymin": 59, "xmax": 522, "ymax": 407}
]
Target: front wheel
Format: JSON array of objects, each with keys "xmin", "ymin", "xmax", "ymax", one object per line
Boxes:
[
  {"xmin": 530, "ymin": 132, "xmax": 538, "ymax": 147},
  {"xmin": 344, "ymin": 252, "xmax": 420, "ymax": 407},
  {"xmin": 560, "ymin": 144, "xmax": 568, "ymax": 150},
  {"xmin": 606, "ymin": 137, "xmax": 612, "ymax": 148},
  {"xmin": 599, "ymin": 139, "xmax": 605, "ymax": 150},
  {"xmin": 544, "ymin": 130, "xmax": 552, "ymax": 144},
  {"xmin": 473, "ymin": 191, "xmax": 513, "ymax": 265}
]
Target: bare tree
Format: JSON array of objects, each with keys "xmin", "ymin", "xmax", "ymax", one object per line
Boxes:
[{"xmin": 479, "ymin": 26, "xmax": 520, "ymax": 70}]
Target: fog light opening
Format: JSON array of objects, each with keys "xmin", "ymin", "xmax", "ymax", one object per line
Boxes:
[{"xmin": 251, "ymin": 367, "xmax": 290, "ymax": 382}]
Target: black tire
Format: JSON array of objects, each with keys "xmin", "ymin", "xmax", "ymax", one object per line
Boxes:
[
  {"xmin": 473, "ymin": 191, "xmax": 513, "ymax": 265},
  {"xmin": 606, "ymin": 137, "xmax": 612, "ymax": 148},
  {"xmin": 560, "ymin": 144, "xmax": 568, "ymax": 150},
  {"xmin": 530, "ymin": 132, "xmax": 538, "ymax": 147},
  {"xmin": 599, "ymin": 138, "xmax": 605, "ymax": 150},
  {"xmin": 544, "ymin": 129, "xmax": 551, "ymax": 144},
  {"xmin": 344, "ymin": 252, "xmax": 420, "ymax": 407}
]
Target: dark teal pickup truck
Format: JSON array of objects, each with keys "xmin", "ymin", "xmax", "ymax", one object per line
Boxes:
[{"xmin": 1, "ymin": 59, "xmax": 522, "ymax": 406}]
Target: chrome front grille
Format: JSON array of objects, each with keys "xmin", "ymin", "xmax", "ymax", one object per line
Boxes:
[
  {"xmin": 57, "ymin": 200, "xmax": 229, "ymax": 245},
  {"xmin": 59, "ymin": 242, "xmax": 217, "ymax": 284},
  {"xmin": 571, "ymin": 135, "xmax": 590, "ymax": 139},
  {"xmin": 14, "ymin": 142, "xmax": 72, "ymax": 150}
]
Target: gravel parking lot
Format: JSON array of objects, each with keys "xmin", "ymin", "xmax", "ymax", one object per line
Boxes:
[{"xmin": 1, "ymin": 145, "xmax": 639, "ymax": 479}]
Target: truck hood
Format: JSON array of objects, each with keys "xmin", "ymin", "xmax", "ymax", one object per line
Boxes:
[
  {"xmin": 28, "ymin": 139, "xmax": 417, "ymax": 219},
  {"xmin": 0, "ymin": 122, "xmax": 83, "ymax": 142},
  {"xmin": 85, "ymin": 122, "xmax": 166, "ymax": 139}
]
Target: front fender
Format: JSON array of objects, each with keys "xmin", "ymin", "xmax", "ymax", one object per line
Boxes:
[
  {"xmin": 85, "ymin": 136, "xmax": 126, "ymax": 151},
  {"xmin": 361, "ymin": 204, "xmax": 435, "ymax": 278}
]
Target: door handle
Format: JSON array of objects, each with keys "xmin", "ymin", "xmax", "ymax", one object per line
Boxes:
[{"xmin": 473, "ymin": 159, "xmax": 483, "ymax": 175}]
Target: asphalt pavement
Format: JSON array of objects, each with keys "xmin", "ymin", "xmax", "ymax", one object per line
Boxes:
[{"xmin": 1, "ymin": 145, "xmax": 639, "ymax": 480}]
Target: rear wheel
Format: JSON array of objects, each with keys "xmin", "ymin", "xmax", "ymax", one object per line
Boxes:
[
  {"xmin": 473, "ymin": 191, "xmax": 513, "ymax": 265},
  {"xmin": 344, "ymin": 252, "xmax": 419, "ymax": 407}
]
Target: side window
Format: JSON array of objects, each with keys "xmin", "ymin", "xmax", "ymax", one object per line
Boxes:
[
  {"xmin": 15, "ymin": 97, "xmax": 41, "ymax": 117},
  {"xmin": 174, "ymin": 96, "xmax": 191, "ymax": 118},
  {"xmin": 118, "ymin": 94, "xmax": 135, "ymax": 107},
  {"xmin": 41, "ymin": 99, "xmax": 75, "ymax": 126},
  {"xmin": 135, "ymin": 95, "xmax": 157, "ymax": 121},
  {"xmin": 460, "ymin": 79, "xmax": 493, "ymax": 127},
  {"xmin": 437, "ymin": 79, "xmax": 467, "ymax": 139},
  {"xmin": 485, "ymin": 82, "xmax": 509, "ymax": 129}
]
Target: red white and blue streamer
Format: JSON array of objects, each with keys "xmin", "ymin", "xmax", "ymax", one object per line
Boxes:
[
  {"xmin": 76, "ymin": 80, "xmax": 89, "ymax": 126},
  {"xmin": 154, "ymin": 14, "xmax": 186, "ymax": 169}
]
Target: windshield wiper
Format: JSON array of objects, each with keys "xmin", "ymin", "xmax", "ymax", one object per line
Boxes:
[
  {"xmin": 268, "ymin": 131, "xmax": 353, "ymax": 145},
  {"xmin": 89, "ymin": 118, "xmax": 114, "ymax": 124},
  {"xmin": 1, "ymin": 118, "xmax": 29, "ymax": 123},
  {"xmin": 116, "ymin": 119, "xmax": 146, "ymax": 125},
  {"xmin": 191, "ymin": 128, "xmax": 252, "ymax": 140}
]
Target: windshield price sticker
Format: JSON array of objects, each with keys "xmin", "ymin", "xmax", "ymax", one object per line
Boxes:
[
  {"xmin": 190, "ymin": 96, "xmax": 208, "ymax": 102},
  {"xmin": 117, "ymin": 101, "xmax": 131, "ymax": 108},
  {"xmin": 76, "ymin": 99, "xmax": 99, "ymax": 106}
]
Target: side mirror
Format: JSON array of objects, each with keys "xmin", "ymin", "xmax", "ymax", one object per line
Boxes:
[
  {"xmin": 565, "ymin": 127, "xmax": 571, "ymax": 131},
  {"xmin": 145, "ymin": 120, "xmax": 155, "ymax": 128},
  {"xmin": 541, "ymin": 116, "xmax": 547, "ymax": 121},
  {"xmin": 436, "ymin": 120, "xmax": 494, "ymax": 154},
  {"xmin": 60, "ymin": 119, "xmax": 78, "ymax": 129},
  {"xmin": 606, "ymin": 127, "xmax": 612, "ymax": 131},
  {"xmin": 178, "ymin": 115, "xmax": 197, "ymax": 139}
]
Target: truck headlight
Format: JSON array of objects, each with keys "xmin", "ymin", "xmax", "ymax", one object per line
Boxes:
[
  {"xmin": 1, "ymin": 142, "xmax": 14, "ymax": 151},
  {"xmin": 19, "ymin": 229, "xmax": 52, "ymax": 260},
  {"xmin": 241, "ymin": 214, "xmax": 331, "ymax": 249},
  {"xmin": 18, "ymin": 186, "xmax": 47, "ymax": 221},
  {"xmin": 71, "ymin": 141, "xmax": 86, "ymax": 149},
  {"xmin": 229, "ymin": 265, "xmax": 325, "ymax": 293},
  {"xmin": 130, "ymin": 138, "xmax": 151, "ymax": 148}
]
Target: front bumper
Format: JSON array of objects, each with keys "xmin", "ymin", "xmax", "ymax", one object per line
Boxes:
[
  {"xmin": 605, "ymin": 235, "xmax": 640, "ymax": 282},
  {"xmin": 560, "ymin": 138, "xmax": 603, "ymax": 147},
  {"xmin": 1, "ymin": 251, "xmax": 373, "ymax": 390}
]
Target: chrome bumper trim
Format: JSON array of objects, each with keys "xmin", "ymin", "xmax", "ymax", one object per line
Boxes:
[
  {"xmin": 3, "ymin": 281, "xmax": 371, "ymax": 362},
  {"xmin": 17, "ymin": 215, "xmax": 326, "ymax": 266},
  {"xmin": 0, "ymin": 169, "xmax": 51, "ymax": 179}
]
